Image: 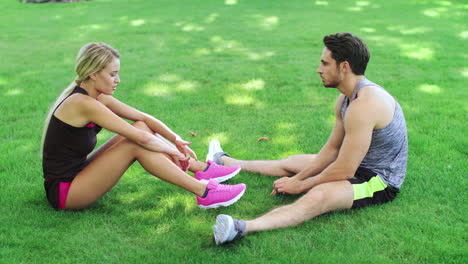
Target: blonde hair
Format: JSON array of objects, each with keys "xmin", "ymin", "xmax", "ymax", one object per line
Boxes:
[{"xmin": 41, "ymin": 42, "xmax": 120, "ymax": 153}]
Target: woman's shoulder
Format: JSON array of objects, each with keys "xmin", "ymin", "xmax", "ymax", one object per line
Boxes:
[
  {"xmin": 57, "ymin": 93, "xmax": 101, "ymax": 117},
  {"xmin": 67, "ymin": 92, "xmax": 97, "ymax": 106}
]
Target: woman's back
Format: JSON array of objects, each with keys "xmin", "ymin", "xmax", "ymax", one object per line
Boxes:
[{"xmin": 42, "ymin": 86, "xmax": 101, "ymax": 181}]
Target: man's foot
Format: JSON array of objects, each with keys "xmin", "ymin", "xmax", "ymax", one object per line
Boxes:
[
  {"xmin": 213, "ymin": 214, "xmax": 246, "ymax": 245},
  {"xmin": 195, "ymin": 160, "xmax": 241, "ymax": 183},
  {"xmin": 197, "ymin": 180, "xmax": 246, "ymax": 209},
  {"xmin": 206, "ymin": 139, "xmax": 230, "ymax": 165}
]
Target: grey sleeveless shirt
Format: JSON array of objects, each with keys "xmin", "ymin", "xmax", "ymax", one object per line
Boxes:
[{"xmin": 340, "ymin": 78, "xmax": 408, "ymax": 190}]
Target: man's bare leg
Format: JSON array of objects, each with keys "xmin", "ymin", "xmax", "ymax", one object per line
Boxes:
[
  {"xmin": 213, "ymin": 180, "xmax": 354, "ymax": 244},
  {"xmin": 221, "ymin": 154, "xmax": 317, "ymax": 177},
  {"xmin": 207, "ymin": 139, "xmax": 316, "ymax": 176}
]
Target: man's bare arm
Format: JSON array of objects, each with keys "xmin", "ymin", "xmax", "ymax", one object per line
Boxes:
[
  {"xmin": 298, "ymin": 93, "xmax": 379, "ymax": 191},
  {"xmin": 293, "ymin": 94, "xmax": 346, "ymax": 181}
]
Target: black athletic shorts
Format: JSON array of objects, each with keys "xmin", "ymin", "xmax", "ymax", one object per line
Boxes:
[
  {"xmin": 44, "ymin": 178, "xmax": 72, "ymax": 210},
  {"xmin": 348, "ymin": 167, "xmax": 399, "ymax": 209}
]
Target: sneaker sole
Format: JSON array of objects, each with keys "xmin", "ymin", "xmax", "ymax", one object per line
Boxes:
[
  {"xmin": 213, "ymin": 214, "xmax": 235, "ymax": 245},
  {"xmin": 198, "ymin": 187, "xmax": 246, "ymax": 209},
  {"xmin": 198, "ymin": 167, "xmax": 241, "ymax": 184}
]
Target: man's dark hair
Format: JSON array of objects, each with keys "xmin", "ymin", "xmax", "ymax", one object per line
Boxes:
[{"xmin": 323, "ymin": 32, "xmax": 370, "ymax": 75}]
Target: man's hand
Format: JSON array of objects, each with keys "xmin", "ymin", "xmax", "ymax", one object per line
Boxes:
[{"xmin": 271, "ymin": 177, "xmax": 303, "ymax": 195}]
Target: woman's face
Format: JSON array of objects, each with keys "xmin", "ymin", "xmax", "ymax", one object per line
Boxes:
[{"xmin": 94, "ymin": 58, "xmax": 120, "ymax": 95}]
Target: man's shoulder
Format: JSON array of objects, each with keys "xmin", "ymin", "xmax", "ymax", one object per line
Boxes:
[
  {"xmin": 356, "ymin": 85, "xmax": 393, "ymax": 106},
  {"xmin": 349, "ymin": 86, "xmax": 395, "ymax": 129}
]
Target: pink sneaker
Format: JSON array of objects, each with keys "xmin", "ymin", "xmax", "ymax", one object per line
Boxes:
[
  {"xmin": 195, "ymin": 160, "xmax": 241, "ymax": 183},
  {"xmin": 197, "ymin": 180, "xmax": 246, "ymax": 209}
]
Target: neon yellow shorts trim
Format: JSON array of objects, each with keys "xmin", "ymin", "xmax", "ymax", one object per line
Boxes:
[{"xmin": 352, "ymin": 175, "xmax": 387, "ymax": 201}]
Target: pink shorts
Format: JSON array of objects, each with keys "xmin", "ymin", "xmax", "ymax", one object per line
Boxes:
[{"xmin": 44, "ymin": 179, "xmax": 72, "ymax": 210}]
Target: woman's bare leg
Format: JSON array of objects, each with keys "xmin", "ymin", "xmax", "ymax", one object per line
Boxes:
[
  {"xmin": 153, "ymin": 133, "xmax": 207, "ymax": 173},
  {"xmin": 65, "ymin": 121, "xmax": 207, "ymax": 210}
]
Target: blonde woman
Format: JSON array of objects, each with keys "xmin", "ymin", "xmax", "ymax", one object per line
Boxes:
[{"xmin": 42, "ymin": 42, "xmax": 246, "ymax": 210}]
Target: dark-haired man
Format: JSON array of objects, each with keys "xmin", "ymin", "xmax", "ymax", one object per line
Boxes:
[{"xmin": 209, "ymin": 32, "xmax": 408, "ymax": 245}]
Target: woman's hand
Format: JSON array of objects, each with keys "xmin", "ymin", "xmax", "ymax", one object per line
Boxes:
[
  {"xmin": 174, "ymin": 137, "xmax": 198, "ymax": 161},
  {"xmin": 170, "ymin": 153, "xmax": 190, "ymax": 172},
  {"xmin": 271, "ymin": 176, "xmax": 304, "ymax": 195}
]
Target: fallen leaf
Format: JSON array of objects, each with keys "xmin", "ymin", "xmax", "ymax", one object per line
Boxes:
[
  {"xmin": 189, "ymin": 131, "xmax": 197, "ymax": 137},
  {"xmin": 257, "ymin": 137, "xmax": 269, "ymax": 141}
]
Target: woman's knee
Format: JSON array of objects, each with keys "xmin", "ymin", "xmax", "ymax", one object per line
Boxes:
[
  {"xmin": 117, "ymin": 122, "xmax": 153, "ymax": 151},
  {"xmin": 132, "ymin": 121, "xmax": 151, "ymax": 131}
]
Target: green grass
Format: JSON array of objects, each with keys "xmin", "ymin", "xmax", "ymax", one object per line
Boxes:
[{"xmin": 0, "ymin": 0, "xmax": 466, "ymax": 263}]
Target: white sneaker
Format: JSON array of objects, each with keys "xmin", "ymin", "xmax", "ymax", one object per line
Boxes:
[
  {"xmin": 213, "ymin": 214, "xmax": 244, "ymax": 245},
  {"xmin": 206, "ymin": 139, "xmax": 224, "ymax": 163}
]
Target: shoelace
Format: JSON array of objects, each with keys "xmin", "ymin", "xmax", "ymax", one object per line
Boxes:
[{"xmin": 210, "ymin": 184, "xmax": 232, "ymax": 193}]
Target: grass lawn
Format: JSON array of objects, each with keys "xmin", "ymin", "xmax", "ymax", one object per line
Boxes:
[{"xmin": 0, "ymin": 0, "xmax": 466, "ymax": 263}]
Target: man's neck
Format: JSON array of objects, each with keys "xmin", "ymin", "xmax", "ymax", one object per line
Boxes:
[{"xmin": 337, "ymin": 75, "xmax": 365, "ymax": 99}]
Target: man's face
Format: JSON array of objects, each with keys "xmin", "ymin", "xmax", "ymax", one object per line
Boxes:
[{"xmin": 317, "ymin": 47, "xmax": 341, "ymax": 88}]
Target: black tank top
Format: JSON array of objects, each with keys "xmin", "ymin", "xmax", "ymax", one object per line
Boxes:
[{"xmin": 42, "ymin": 86, "xmax": 102, "ymax": 181}]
